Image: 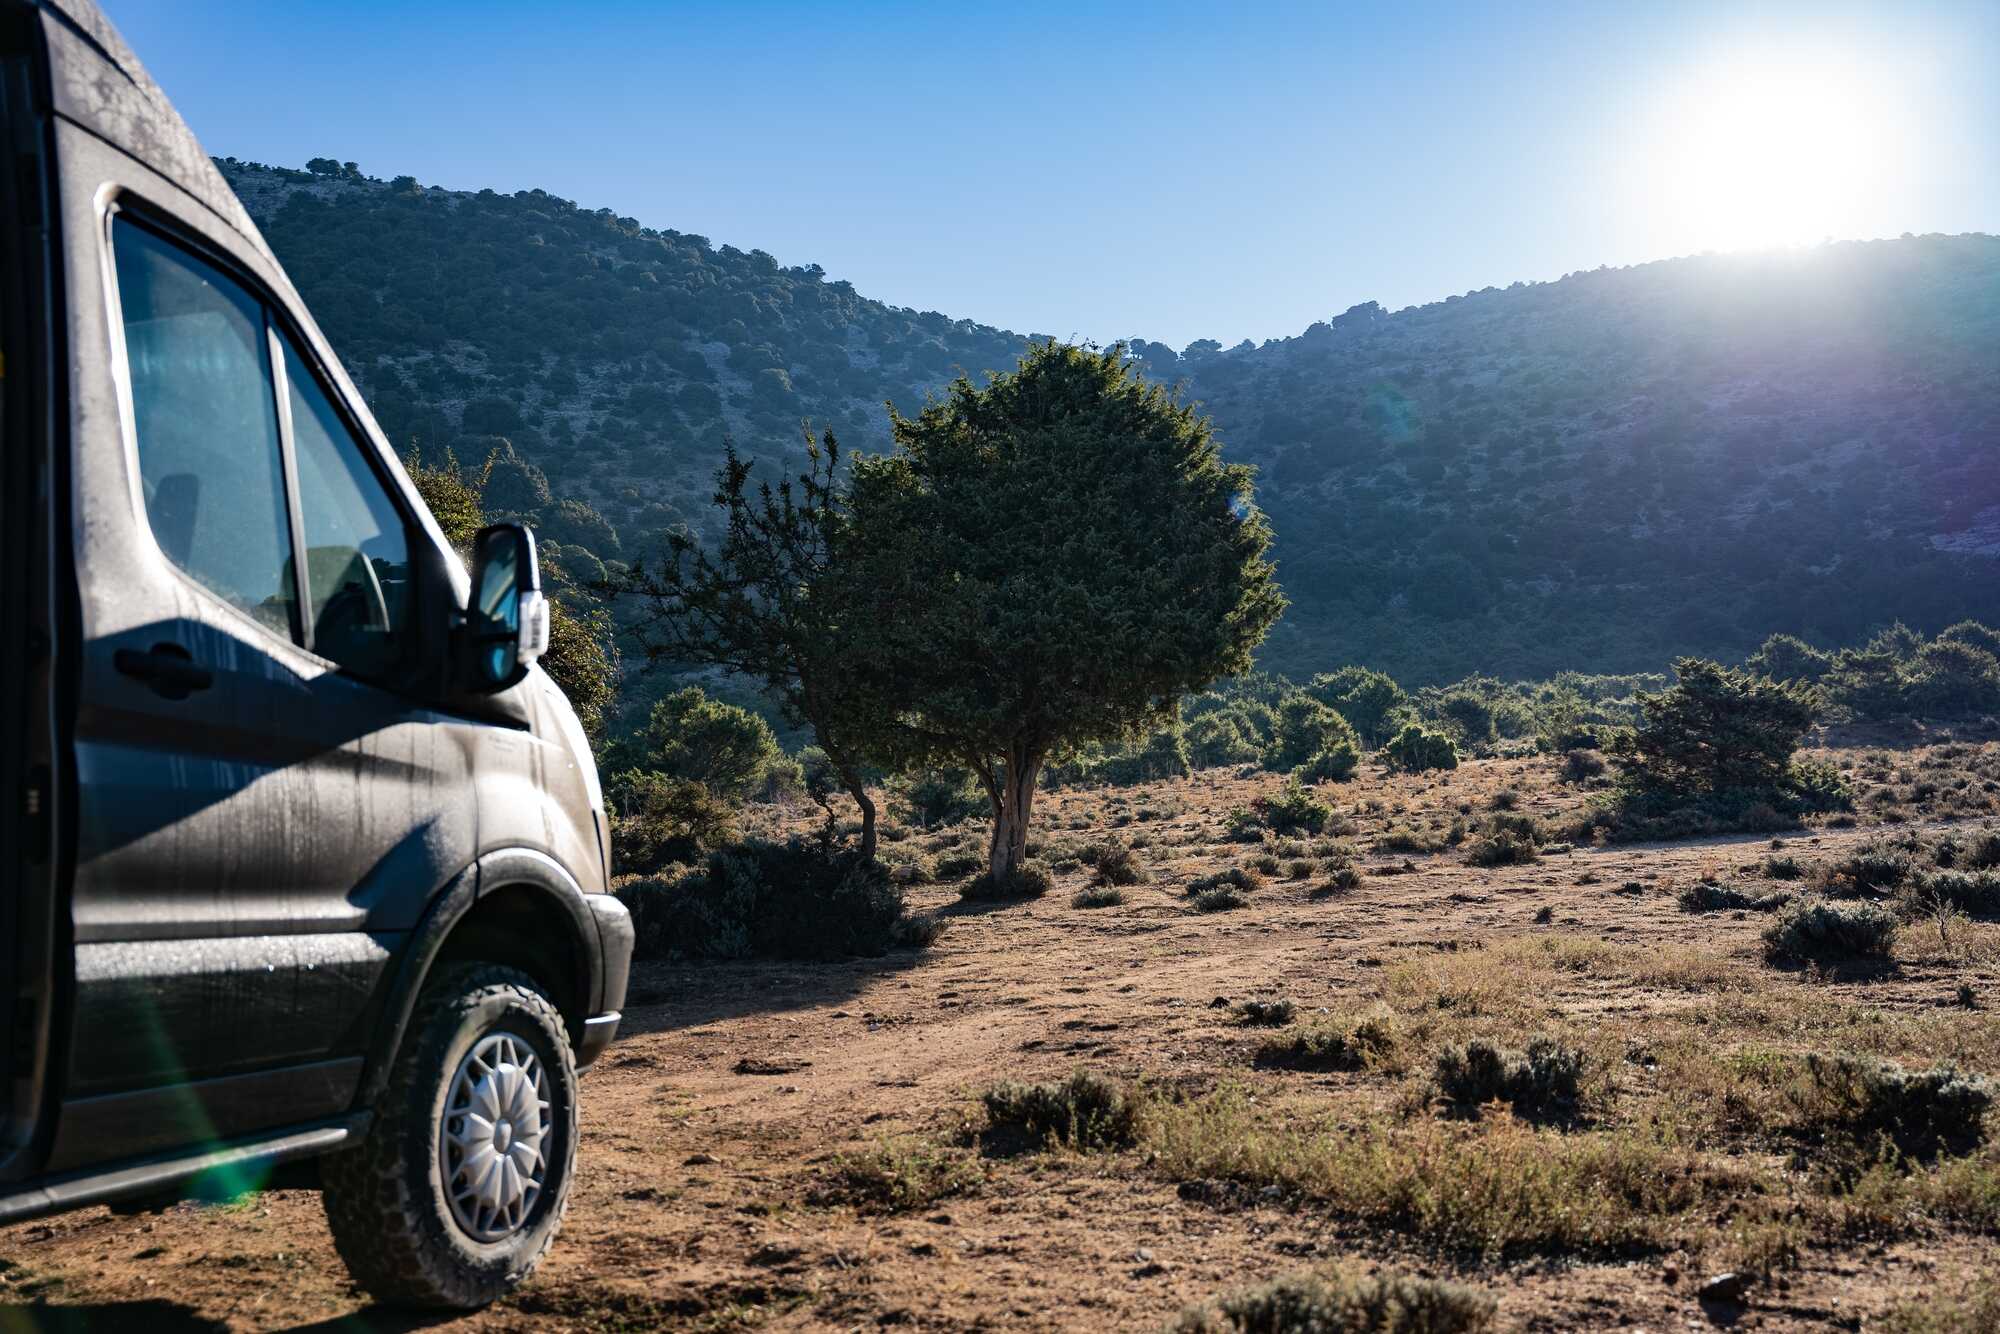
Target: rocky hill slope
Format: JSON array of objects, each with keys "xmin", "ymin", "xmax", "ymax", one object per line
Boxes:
[{"xmin": 220, "ymin": 159, "xmax": 2000, "ymax": 682}]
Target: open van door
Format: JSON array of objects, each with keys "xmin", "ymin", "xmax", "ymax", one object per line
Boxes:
[{"xmin": 0, "ymin": 0, "xmax": 59, "ymax": 1174}]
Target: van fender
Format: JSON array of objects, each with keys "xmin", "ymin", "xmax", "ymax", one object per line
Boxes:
[{"xmin": 355, "ymin": 848, "xmax": 603, "ymax": 1108}]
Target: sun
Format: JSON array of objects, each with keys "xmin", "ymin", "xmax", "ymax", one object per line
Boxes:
[{"xmin": 1657, "ymin": 53, "xmax": 1890, "ymax": 251}]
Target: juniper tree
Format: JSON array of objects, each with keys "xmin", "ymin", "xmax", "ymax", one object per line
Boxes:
[
  {"xmin": 848, "ymin": 342, "xmax": 1284, "ymax": 881},
  {"xmin": 619, "ymin": 431, "xmax": 892, "ymax": 855},
  {"xmin": 1624, "ymin": 657, "xmax": 1820, "ymax": 796}
]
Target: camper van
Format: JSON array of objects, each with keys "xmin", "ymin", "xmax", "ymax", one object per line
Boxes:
[{"xmin": 0, "ymin": 0, "xmax": 630, "ymax": 1308}]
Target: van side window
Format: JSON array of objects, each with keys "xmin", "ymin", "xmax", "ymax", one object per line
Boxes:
[
  {"xmin": 112, "ymin": 219, "xmax": 297, "ymax": 640},
  {"xmin": 279, "ymin": 336, "xmax": 414, "ymax": 677}
]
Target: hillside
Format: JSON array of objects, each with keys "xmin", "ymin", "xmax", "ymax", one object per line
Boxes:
[{"xmin": 218, "ymin": 159, "xmax": 2000, "ymax": 684}]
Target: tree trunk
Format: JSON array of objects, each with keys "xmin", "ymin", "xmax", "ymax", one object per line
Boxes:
[
  {"xmin": 851, "ymin": 782, "xmax": 878, "ymax": 860},
  {"xmin": 986, "ymin": 750, "xmax": 1039, "ymax": 882}
]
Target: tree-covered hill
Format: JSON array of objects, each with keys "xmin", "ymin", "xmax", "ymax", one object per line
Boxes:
[{"xmin": 219, "ymin": 159, "xmax": 2000, "ymax": 685}]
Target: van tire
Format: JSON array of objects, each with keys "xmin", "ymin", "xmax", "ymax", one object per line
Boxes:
[{"xmin": 321, "ymin": 963, "xmax": 578, "ymax": 1310}]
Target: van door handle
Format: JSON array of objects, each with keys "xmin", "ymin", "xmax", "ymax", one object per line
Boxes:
[{"xmin": 113, "ymin": 643, "xmax": 214, "ymax": 699}]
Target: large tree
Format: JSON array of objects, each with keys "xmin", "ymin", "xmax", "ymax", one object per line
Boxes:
[
  {"xmin": 849, "ymin": 342, "xmax": 1285, "ymax": 881},
  {"xmin": 618, "ymin": 431, "xmax": 894, "ymax": 856}
]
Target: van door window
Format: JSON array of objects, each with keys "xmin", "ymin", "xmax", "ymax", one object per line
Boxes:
[
  {"xmin": 112, "ymin": 219, "xmax": 297, "ymax": 640},
  {"xmin": 278, "ymin": 336, "xmax": 414, "ymax": 677}
]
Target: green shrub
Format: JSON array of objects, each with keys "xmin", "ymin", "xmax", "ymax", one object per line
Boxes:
[
  {"xmin": 1223, "ymin": 807, "xmax": 1267, "ymax": 842},
  {"xmin": 1306, "ymin": 666, "xmax": 1410, "ymax": 748},
  {"xmin": 1623, "ymin": 659, "xmax": 1819, "ymax": 798},
  {"xmin": 642, "ymin": 685, "xmax": 782, "ymax": 799},
  {"xmin": 616, "ymin": 838, "xmax": 908, "ymax": 960},
  {"xmin": 1747, "ymin": 632, "xmax": 1832, "ymax": 683},
  {"xmin": 1268, "ymin": 694, "xmax": 1362, "ymax": 772},
  {"xmin": 1791, "ymin": 1054, "xmax": 1991, "ymax": 1158},
  {"xmin": 607, "ymin": 770, "xmax": 738, "ymax": 875},
  {"xmin": 1434, "ymin": 691, "xmax": 1498, "ymax": 748},
  {"xmin": 1189, "ymin": 709, "xmax": 1267, "ymax": 769},
  {"xmin": 1254, "ymin": 779, "xmax": 1333, "ymax": 836},
  {"xmin": 1764, "ymin": 853, "xmax": 1806, "ymax": 880},
  {"xmin": 981, "ymin": 1072, "xmax": 1142, "ymax": 1150},
  {"xmin": 1072, "ymin": 885, "xmax": 1127, "ymax": 909},
  {"xmin": 1762, "ymin": 898, "xmax": 1898, "ymax": 963},
  {"xmin": 962, "ymin": 861, "xmax": 1055, "ymax": 901},
  {"xmin": 1904, "ymin": 640, "xmax": 2000, "ymax": 718},
  {"xmin": 1432, "ymin": 1037, "xmax": 1585, "ymax": 1123},
  {"xmin": 1296, "ymin": 741, "xmax": 1362, "ymax": 784},
  {"xmin": 897, "ymin": 768, "xmax": 987, "ymax": 828},
  {"xmin": 1171, "ymin": 1266, "xmax": 1495, "ymax": 1334},
  {"xmin": 1384, "ymin": 724, "xmax": 1458, "ymax": 773},
  {"xmin": 1193, "ymin": 886, "xmax": 1250, "ymax": 912}
]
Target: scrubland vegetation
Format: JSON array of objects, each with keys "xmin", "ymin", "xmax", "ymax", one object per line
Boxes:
[{"xmin": 7, "ymin": 159, "xmax": 1995, "ymax": 1332}]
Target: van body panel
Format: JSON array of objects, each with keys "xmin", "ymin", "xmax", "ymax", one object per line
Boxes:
[{"xmin": 0, "ymin": 0, "xmax": 626, "ymax": 1209}]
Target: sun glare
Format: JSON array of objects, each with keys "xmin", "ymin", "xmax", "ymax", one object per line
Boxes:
[{"xmin": 1657, "ymin": 54, "xmax": 1894, "ymax": 252}]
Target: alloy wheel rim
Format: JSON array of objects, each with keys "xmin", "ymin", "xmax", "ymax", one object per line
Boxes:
[{"xmin": 440, "ymin": 1031, "xmax": 550, "ymax": 1243}]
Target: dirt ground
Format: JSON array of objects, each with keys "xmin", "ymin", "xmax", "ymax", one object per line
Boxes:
[{"xmin": 5, "ymin": 746, "xmax": 1999, "ymax": 1332}]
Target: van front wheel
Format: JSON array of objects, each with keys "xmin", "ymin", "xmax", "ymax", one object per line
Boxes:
[{"xmin": 322, "ymin": 963, "xmax": 578, "ymax": 1309}]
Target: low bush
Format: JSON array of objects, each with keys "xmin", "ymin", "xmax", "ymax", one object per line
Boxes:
[
  {"xmin": 1465, "ymin": 832, "xmax": 1538, "ymax": 868},
  {"xmin": 1560, "ymin": 749, "xmax": 1607, "ymax": 784},
  {"xmin": 1320, "ymin": 865, "xmax": 1364, "ymax": 893},
  {"xmin": 607, "ymin": 771, "xmax": 739, "ymax": 875},
  {"xmin": 1822, "ymin": 843, "xmax": 1916, "ymax": 895},
  {"xmin": 1295, "ymin": 741, "xmax": 1362, "ymax": 784},
  {"xmin": 1235, "ymin": 999, "xmax": 1296, "ymax": 1027},
  {"xmin": 962, "ymin": 861, "xmax": 1055, "ymax": 901},
  {"xmin": 1432, "ymin": 1037, "xmax": 1585, "ymax": 1123},
  {"xmin": 1223, "ymin": 807, "xmax": 1267, "ymax": 843},
  {"xmin": 1253, "ymin": 779, "xmax": 1334, "ymax": 836},
  {"xmin": 1072, "ymin": 885, "xmax": 1127, "ymax": 909},
  {"xmin": 820, "ymin": 1138, "xmax": 981, "ymax": 1214},
  {"xmin": 1762, "ymin": 898, "xmax": 1898, "ymax": 963},
  {"xmin": 1385, "ymin": 724, "xmax": 1459, "ymax": 773},
  {"xmin": 1191, "ymin": 866, "xmax": 1260, "ymax": 895},
  {"xmin": 1678, "ymin": 881, "xmax": 1790, "ymax": 914},
  {"xmin": 1764, "ymin": 853, "xmax": 1806, "ymax": 880},
  {"xmin": 1091, "ymin": 842, "xmax": 1147, "ymax": 887},
  {"xmin": 1256, "ymin": 1010, "xmax": 1400, "ymax": 1072},
  {"xmin": 1906, "ymin": 870, "xmax": 2000, "ymax": 919},
  {"xmin": 1193, "ymin": 886, "xmax": 1250, "ymax": 912},
  {"xmin": 1171, "ymin": 1266, "xmax": 1495, "ymax": 1334},
  {"xmin": 616, "ymin": 838, "xmax": 910, "ymax": 960},
  {"xmin": 1790, "ymin": 1054, "xmax": 1991, "ymax": 1159},
  {"xmin": 981, "ymin": 1072, "xmax": 1142, "ymax": 1150},
  {"xmin": 934, "ymin": 850, "xmax": 984, "ymax": 879}
]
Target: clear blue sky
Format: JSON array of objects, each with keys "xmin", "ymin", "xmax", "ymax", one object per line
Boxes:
[{"xmin": 102, "ymin": 0, "xmax": 1999, "ymax": 349}]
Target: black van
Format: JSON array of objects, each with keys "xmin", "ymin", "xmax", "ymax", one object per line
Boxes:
[{"xmin": 0, "ymin": 0, "xmax": 631, "ymax": 1309}]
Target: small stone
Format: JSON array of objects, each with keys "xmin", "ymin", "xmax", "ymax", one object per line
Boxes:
[
  {"xmin": 1698, "ymin": 1272, "xmax": 1748, "ymax": 1304},
  {"xmin": 1662, "ymin": 1261, "xmax": 1679, "ymax": 1286},
  {"xmin": 684, "ymin": 1152, "xmax": 720, "ymax": 1166}
]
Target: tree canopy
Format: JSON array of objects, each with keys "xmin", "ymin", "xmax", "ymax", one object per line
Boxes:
[{"xmin": 848, "ymin": 342, "xmax": 1284, "ymax": 880}]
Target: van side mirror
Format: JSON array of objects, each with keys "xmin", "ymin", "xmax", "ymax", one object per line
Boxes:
[{"xmin": 460, "ymin": 524, "xmax": 549, "ymax": 693}]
